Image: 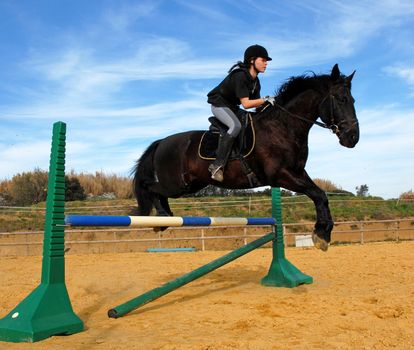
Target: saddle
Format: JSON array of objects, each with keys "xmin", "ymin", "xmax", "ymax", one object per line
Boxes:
[{"xmin": 198, "ymin": 112, "xmax": 256, "ymax": 161}]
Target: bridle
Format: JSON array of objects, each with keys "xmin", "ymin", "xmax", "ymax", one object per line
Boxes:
[{"xmin": 318, "ymin": 93, "xmax": 340, "ymax": 134}]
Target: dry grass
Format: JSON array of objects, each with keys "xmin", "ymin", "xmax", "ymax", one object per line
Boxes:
[
  {"xmin": 67, "ymin": 171, "xmax": 133, "ymax": 199},
  {"xmin": 400, "ymin": 190, "xmax": 414, "ymax": 200},
  {"xmin": 313, "ymin": 178, "xmax": 342, "ymax": 192}
]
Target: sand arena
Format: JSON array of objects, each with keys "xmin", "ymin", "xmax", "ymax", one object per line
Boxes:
[{"xmin": 1, "ymin": 241, "xmax": 413, "ymax": 349}]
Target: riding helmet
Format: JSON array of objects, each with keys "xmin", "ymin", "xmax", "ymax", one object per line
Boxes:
[{"xmin": 244, "ymin": 45, "xmax": 272, "ymax": 63}]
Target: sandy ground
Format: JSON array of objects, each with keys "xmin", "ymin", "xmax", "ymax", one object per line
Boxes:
[{"xmin": 1, "ymin": 241, "xmax": 413, "ymax": 350}]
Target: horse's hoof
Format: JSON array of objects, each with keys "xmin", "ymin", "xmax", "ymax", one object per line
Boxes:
[
  {"xmin": 153, "ymin": 226, "xmax": 168, "ymax": 232},
  {"xmin": 312, "ymin": 234, "xmax": 329, "ymax": 252}
]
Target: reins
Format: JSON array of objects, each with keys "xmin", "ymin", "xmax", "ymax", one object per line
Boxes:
[{"xmin": 272, "ymin": 94, "xmax": 340, "ymax": 135}]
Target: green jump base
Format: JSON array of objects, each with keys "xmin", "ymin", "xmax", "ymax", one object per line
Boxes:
[
  {"xmin": 0, "ymin": 283, "xmax": 83, "ymax": 343},
  {"xmin": 262, "ymin": 187, "xmax": 313, "ymax": 288},
  {"xmin": 0, "ymin": 122, "xmax": 83, "ymax": 343},
  {"xmin": 261, "ymin": 257, "xmax": 313, "ymax": 287}
]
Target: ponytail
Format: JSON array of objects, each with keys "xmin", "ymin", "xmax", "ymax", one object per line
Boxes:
[{"xmin": 228, "ymin": 61, "xmax": 247, "ymax": 73}]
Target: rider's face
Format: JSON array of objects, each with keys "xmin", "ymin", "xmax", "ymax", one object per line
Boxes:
[{"xmin": 253, "ymin": 57, "xmax": 268, "ymax": 73}]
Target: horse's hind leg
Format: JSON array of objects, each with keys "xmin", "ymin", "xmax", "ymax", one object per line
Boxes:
[
  {"xmin": 160, "ymin": 196, "xmax": 174, "ymax": 216},
  {"xmin": 154, "ymin": 195, "xmax": 173, "ymax": 216},
  {"xmin": 136, "ymin": 186, "xmax": 155, "ymax": 215},
  {"xmin": 152, "ymin": 195, "xmax": 173, "ymax": 232}
]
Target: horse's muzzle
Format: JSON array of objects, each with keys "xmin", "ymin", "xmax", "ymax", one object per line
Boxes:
[{"xmin": 338, "ymin": 124, "xmax": 359, "ymax": 148}]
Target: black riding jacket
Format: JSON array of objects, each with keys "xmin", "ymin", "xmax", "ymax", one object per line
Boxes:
[{"xmin": 207, "ymin": 67, "xmax": 261, "ymax": 113}]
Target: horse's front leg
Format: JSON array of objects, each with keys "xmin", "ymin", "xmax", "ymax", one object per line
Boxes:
[
  {"xmin": 279, "ymin": 170, "xmax": 333, "ymax": 251},
  {"xmin": 310, "ymin": 189, "xmax": 333, "ymax": 252}
]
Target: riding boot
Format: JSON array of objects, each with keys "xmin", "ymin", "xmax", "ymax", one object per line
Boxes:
[{"xmin": 208, "ymin": 133, "xmax": 235, "ymax": 182}]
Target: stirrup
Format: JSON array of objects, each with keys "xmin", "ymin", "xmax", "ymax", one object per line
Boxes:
[{"xmin": 208, "ymin": 164, "xmax": 224, "ymax": 182}]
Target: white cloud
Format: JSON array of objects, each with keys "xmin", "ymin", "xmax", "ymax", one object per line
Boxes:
[
  {"xmin": 254, "ymin": 0, "xmax": 414, "ymax": 68},
  {"xmin": 1, "ymin": 98, "xmax": 209, "ymax": 123},
  {"xmin": 102, "ymin": 2, "xmax": 157, "ymax": 32},
  {"xmin": 0, "ymin": 141, "xmax": 51, "ymax": 179},
  {"xmin": 384, "ymin": 65, "xmax": 414, "ymax": 95},
  {"xmin": 175, "ymin": 1, "xmax": 234, "ymax": 23},
  {"xmin": 10, "ymin": 0, "xmax": 412, "ymax": 116}
]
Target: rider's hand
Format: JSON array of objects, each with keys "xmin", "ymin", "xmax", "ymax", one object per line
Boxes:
[{"xmin": 263, "ymin": 96, "xmax": 276, "ymax": 106}]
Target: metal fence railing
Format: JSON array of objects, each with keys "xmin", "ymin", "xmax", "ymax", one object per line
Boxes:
[{"xmin": 1, "ymin": 218, "xmax": 413, "ymax": 256}]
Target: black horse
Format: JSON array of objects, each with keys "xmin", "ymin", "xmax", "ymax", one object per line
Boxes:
[{"xmin": 132, "ymin": 64, "xmax": 359, "ymax": 251}]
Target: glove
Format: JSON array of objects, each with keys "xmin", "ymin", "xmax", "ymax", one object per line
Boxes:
[{"xmin": 263, "ymin": 96, "xmax": 275, "ymax": 106}]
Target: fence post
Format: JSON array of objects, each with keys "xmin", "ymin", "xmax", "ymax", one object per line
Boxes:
[
  {"xmin": 396, "ymin": 220, "xmax": 400, "ymax": 242},
  {"xmin": 201, "ymin": 228, "xmax": 205, "ymax": 251},
  {"xmin": 248, "ymin": 196, "xmax": 252, "ymax": 215},
  {"xmin": 360, "ymin": 222, "xmax": 364, "ymax": 244}
]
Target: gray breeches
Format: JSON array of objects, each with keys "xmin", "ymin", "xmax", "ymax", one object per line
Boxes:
[{"xmin": 211, "ymin": 106, "xmax": 242, "ymax": 138}]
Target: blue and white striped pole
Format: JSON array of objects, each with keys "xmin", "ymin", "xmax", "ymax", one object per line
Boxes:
[{"xmin": 65, "ymin": 215, "xmax": 276, "ymax": 227}]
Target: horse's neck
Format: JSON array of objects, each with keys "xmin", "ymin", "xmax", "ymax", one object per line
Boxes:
[
  {"xmin": 255, "ymin": 90, "xmax": 322, "ymax": 142},
  {"xmin": 281, "ymin": 91, "xmax": 321, "ymax": 136}
]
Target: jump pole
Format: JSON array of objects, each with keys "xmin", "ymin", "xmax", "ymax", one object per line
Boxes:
[
  {"xmin": 108, "ymin": 231, "xmax": 275, "ymax": 318},
  {"xmin": 107, "ymin": 188, "xmax": 313, "ymax": 318},
  {"xmin": 65, "ymin": 215, "xmax": 276, "ymax": 227}
]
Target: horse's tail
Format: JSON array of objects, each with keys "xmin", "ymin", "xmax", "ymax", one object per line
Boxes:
[{"xmin": 132, "ymin": 140, "xmax": 161, "ymax": 215}]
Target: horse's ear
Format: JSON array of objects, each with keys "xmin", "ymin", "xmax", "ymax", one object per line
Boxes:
[
  {"xmin": 345, "ymin": 70, "xmax": 356, "ymax": 85},
  {"xmin": 331, "ymin": 64, "xmax": 340, "ymax": 81}
]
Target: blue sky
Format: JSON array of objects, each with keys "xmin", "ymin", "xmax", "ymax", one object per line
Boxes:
[{"xmin": 0, "ymin": 0, "xmax": 413, "ymax": 199}]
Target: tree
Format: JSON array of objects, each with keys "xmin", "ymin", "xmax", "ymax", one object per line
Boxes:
[
  {"xmin": 8, "ymin": 169, "xmax": 48, "ymax": 206},
  {"xmin": 65, "ymin": 176, "xmax": 87, "ymax": 201},
  {"xmin": 355, "ymin": 184, "xmax": 369, "ymax": 197}
]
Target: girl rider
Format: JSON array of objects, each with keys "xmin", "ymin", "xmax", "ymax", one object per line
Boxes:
[{"xmin": 207, "ymin": 44, "xmax": 274, "ymax": 182}]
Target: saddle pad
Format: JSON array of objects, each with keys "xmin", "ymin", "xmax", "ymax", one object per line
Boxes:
[{"xmin": 198, "ymin": 114, "xmax": 256, "ymax": 160}]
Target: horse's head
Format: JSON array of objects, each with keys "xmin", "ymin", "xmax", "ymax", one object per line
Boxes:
[{"xmin": 318, "ymin": 64, "xmax": 359, "ymax": 148}]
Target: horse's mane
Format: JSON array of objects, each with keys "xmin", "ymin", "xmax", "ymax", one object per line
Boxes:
[
  {"xmin": 256, "ymin": 72, "xmax": 331, "ymax": 123},
  {"xmin": 256, "ymin": 70, "xmax": 351, "ymax": 125},
  {"xmin": 276, "ymin": 73, "xmax": 331, "ymax": 104}
]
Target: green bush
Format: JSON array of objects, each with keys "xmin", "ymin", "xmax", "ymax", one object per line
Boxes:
[
  {"xmin": 8, "ymin": 169, "xmax": 48, "ymax": 206},
  {"xmin": 65, "ymin": 176, "xmax": 87, "ymax": 201},
  {"xmin": 0, "ymin": 170, "xmax": 88, "ymax": 206}
]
